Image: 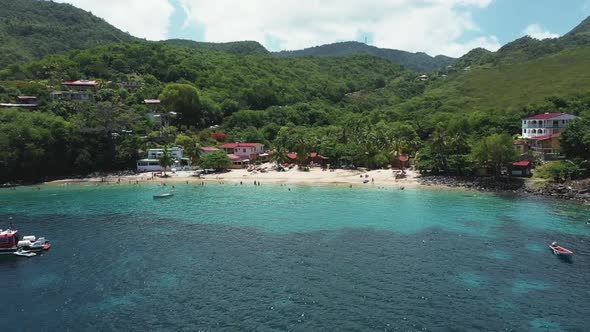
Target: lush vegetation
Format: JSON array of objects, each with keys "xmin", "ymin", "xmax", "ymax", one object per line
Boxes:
[
  {"xmin": 0, "ymin": 0, "xmax": 136, "ymax": 67},
  {"xmin": 276, "ymin": 41, "xmax": 456, "ymax": 73},
  {"xmin": 164, "ymin": 40, "xmax": 269, "ymax": 56},
  {"xmin": 1, "ymin": 1, "xmax": 589, "ymax": 184}
]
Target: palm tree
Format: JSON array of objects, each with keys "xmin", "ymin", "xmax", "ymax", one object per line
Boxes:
[
  {"xmin": 187, "ymin": 143, "xmax": 201, "ymax": 167},
  {"xmin": 271, "ymin": 147, "xmax": 288, "ymax": 167},
  {"xmin": 158, "ymin": 146, "xmax": 174, "ymax": 176}
]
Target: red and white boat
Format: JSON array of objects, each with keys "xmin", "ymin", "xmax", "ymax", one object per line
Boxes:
[
  {"xmin": 0, "ymin": 225, "xmax": 51, "ymax": 256},
  {"xmin": 549, "ymin": 241, "xmax": 573, "ymax": 257}
]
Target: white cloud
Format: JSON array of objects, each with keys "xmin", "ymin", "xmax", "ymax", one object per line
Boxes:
[
  {"xmin": 178, "ymin": 0, "xmax": 500, "ymax": 57},
  {"xmin": 523, "ymin": 24, "xmax": 560, "ymax": 40},
  {"xmin": 53, "ymin": 0, "xmax": 500, "ymax": 57},
  {"xmin": 54, "ymin": 0, "xmax": 175, "ymax": 40}
]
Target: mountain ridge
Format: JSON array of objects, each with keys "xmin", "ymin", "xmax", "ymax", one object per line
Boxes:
[{"xmin": 274, "ymin": 41, "xmax": 456, "ymax": 72}]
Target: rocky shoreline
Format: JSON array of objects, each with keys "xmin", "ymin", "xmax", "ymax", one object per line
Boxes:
[{"xmin": 418, "ymin": 176, "xmax": 590, "ymax": 203}]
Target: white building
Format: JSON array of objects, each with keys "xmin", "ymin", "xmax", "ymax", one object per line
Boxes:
[
  {"xmin": 521, "ymin": 113, "xmax": 578, "ymax": 139},
  {"xmin": 136, "ymin": 147, "xmax": 189, "ymax": 172}
]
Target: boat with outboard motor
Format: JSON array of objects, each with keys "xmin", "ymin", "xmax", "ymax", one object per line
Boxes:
[{"xmin": 0, "ymin": 225, "xmax": 51, "ymax": 256}]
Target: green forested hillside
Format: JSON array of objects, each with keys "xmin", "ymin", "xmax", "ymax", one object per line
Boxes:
[
  {"xmin": 0, "ymin": 0, "xmax": 137, "ymax": 67},
  {"xmin": 0, "ymin": 42, "xmax": 405, "ymax": 110},
  {"xmin": 424, "ymin": 47, "xmax": 590, "ymax": 112},
  {"xmin": 164, "ymin": 39, "xmax": 270, "ymax": 56},
  {"xmin": 275, "ymin": 41, "xmax": 456, "ymax": 72},
  {"xmin": 449, "ymin": 16, "xmax": 590, "ymax": 69}
]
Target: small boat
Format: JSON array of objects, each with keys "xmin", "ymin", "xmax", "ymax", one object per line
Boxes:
[
  {"xmin": 14, "ymin": 249, "xmax": 36, "ymax": 257},
  {"xmin": 153, "ymin": 193, "xmax": 174, "ymax": 199},
  {"xmin": 549, "ymin": 241, "xmax": 573, "ymax": 256}
]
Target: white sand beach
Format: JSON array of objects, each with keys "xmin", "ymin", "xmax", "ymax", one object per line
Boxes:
[{"xmin": 47, "ymin": 163, "xmax": 424, "ymax": 188}]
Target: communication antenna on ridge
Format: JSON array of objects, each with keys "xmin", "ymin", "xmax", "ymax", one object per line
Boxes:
[{"xmin": 364, "ymin": 36, "xmax": 368, "ymax": 44}]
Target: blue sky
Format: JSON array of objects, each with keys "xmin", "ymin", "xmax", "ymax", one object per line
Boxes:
[
  {"xmin": 460, "ymin": 0, "xmax": 590, "ymax": 44},
  {"xmin": 56, "ymin": 0, "xmax": 590, "ymax": 57}
]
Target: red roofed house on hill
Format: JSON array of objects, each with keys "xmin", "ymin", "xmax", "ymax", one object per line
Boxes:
[{"xmin": 521, "ymin": 112, "xmax": 579, "ymax": 160}]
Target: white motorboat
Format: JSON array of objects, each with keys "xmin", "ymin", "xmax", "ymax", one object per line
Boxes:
[
  {"xmin": 153, "ymin": 192, "xmax": 174, "ymax": 199},
  {"xmin": 13, "ymin": 249, "xmax": 37, "ymax": 257}
]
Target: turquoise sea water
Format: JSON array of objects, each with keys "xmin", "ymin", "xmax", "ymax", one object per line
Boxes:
[{"xmin": 0, "ymin": 183, "xmax": 589, "ymax": 331}]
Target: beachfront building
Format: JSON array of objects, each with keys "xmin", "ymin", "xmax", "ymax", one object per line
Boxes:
[
  {"xmin": 0, "ymin": 96, "xmax": 39, "ymax": 108},
  {"xmin": 511, "ymin": 160, "xmax": 532, "ymax": 177},
  {"xmin": 136, "ymin": 147, "xmax": 190, "ymax": 172},
  {"xmin": 286, "ymin": 152, "xmax": 329, "ymax": 167},
  {"xmin": 51, "ymin": 80, "xmax": 97, "ymax": 102},
  {"xmin": 220, "ymin": 143, "xmax": 265, "ymax": 160},
  {"xmin": 219, "ymin": 143, "xmax": 267, "ymax": 168}
]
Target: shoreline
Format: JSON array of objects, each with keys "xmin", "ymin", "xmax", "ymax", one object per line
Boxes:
[
  {"xmin": 4, "ymin": 166, "xmax": 588, "ymax": 204},
  {"xmin": 43, "ymin": 166, "xmax": 426, "ymax": 189}
]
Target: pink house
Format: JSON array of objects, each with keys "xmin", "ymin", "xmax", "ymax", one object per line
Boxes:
[{"xmin": 220, "ymin": 143, "xmax": 265, "ymax": 159}]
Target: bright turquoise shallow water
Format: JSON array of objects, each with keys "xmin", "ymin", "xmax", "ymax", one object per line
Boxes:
[{"xmin": 0, "ymin": 184, "xmax": 589, "ymax": 331}]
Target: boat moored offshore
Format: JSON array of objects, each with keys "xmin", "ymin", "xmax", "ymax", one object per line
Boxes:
[{"xmin": 0, "ymin": 225, "xmax": 52, "ymax": 256}]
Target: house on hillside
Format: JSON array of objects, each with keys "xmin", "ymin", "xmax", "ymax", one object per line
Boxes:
[
  {"xmin": 521, "ymin": 112, "xmax": 579, "ymax": 159},
  {"xmin": 0, "ymin": 96, "xmax": 38, "ymax": 108},
  {"xmin": 121, "ymin": 81, "xmax": 143, "ymax": 91},
  {"xmin": 145, "ymin": 99, "xmax": 178, "ymax": 127},
  {"xmin": 51, "ymin": 80, "xmax": 97, "ymax": 102},
  {"xmin": 522, "ymin": 113, "xmax": 578, "ymax": 139},
  {"xmin": 513, "ymin": 140, "xmax": 528, "ymax": 155},
  {"xmin": 62, "ymin": 80, "xmax": 97, "ymax": 91}
]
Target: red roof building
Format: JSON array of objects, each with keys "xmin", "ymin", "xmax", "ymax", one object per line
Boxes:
[
  {"xmin": 522, "ymin": 112, "xmax": 578, "ymax": 140},
  {"xmin": 529, "ymin": 133, "xmax": 560, "ymax": 141},
  {"xmin": 524, "ymin": 113, "xmax": 566, "ymax": 120},
  {"xmin": 511, "ymin": 160, "xmax": 532, "ymax": 177},
  {"xmin": 512, "ymin": 160, "xmax": 531, "ymax": 167},
  {"xmin": 220, "ymin": 143, "xmax": 265, "ymax": 160}
]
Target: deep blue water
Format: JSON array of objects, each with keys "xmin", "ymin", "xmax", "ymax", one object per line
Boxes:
[{"xmin": 0, "ymin": 183, "xmax": 589, "ymax": 331}]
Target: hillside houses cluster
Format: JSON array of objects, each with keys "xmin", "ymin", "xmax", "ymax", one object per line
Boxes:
[{"xmin": 0, "ymin": 79, "xmax": 148, "ymax": 107}]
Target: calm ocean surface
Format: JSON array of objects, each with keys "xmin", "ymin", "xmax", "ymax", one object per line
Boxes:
[{"xmin": 0, "ymin": 183, "xmax": 589, "ymax": 331}]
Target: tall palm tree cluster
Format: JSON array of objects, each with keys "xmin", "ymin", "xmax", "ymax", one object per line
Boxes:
[{"xmin": 271, "ymin": 116, "xmax": 421, "ymax": 169}]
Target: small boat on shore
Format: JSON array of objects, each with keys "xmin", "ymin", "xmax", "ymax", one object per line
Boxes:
[
  {"xmin": 153, "ymin": 192, "xmax": 174, "ymax": 199},
  {"xmin": 0, "ymin": 225, "xmax": 51, "ymax": 256},
  {"xmin": 549, "ymin": 241, "xmax": 573, "ymax": 257}
]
